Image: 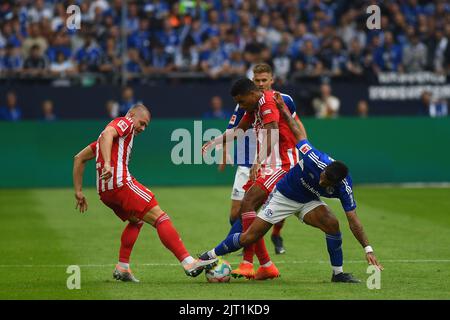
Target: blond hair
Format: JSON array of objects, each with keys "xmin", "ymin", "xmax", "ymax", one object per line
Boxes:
[{"xmin": 253, "ymin": 63, "xmax": 273, "ymax": 75}]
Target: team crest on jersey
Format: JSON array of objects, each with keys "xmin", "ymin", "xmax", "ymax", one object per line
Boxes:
[
  {"xmin": 299, "ymin": 144, "xmax": 311, "ymax": 154},
  {"xmin": 264, "ymin": 208, "xmax": 273, "ymax": 217},
  {"xmin": 262, "ymin": 109, "xmax": 272, "ymax": 116},
  {"xmin": 229, "ymin": 115, "xmax": 236, "ymax": 125},
  {"xmin": 117, "ymin": 120, "xmax": 129, "ymax": 132},
  {"xmin": 326, "ymin": 186, "xmax": 335, "ymax": 194}
]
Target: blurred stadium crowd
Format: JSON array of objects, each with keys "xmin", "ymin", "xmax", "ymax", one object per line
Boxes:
[{"xmin": 0, "ymin": 0, "xmax": 449, "ymax": 85}]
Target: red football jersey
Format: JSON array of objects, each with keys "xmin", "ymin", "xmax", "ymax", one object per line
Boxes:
[
  {"xmin": 90, "ymin": 117, "xmax": 135, "ymax": 194},
  {"xmin": 241, "ymin": 90, "xmax": 299, "ymax": 172}
]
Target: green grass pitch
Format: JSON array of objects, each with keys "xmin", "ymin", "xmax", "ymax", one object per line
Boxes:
[{"xmin": 0, "ymin": 186, "xmax": 449, "ymax": 300}]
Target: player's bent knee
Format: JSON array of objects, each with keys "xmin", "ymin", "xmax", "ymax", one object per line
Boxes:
[
  {"xmin": 240, "ymin": 198, "xmax": 254, "ymax": 213},
  {"xmin": 142, "ymin": 206, "xmax": 166, "ymax": 226},
  {"xmin": 128, "ymin": 216, "xmax": 141, "ymax": 224},
  {"xmin": 240, "ymin": 193, "xmax": 263, "ymax": 213},
  {"xmin": 230, "ymin": 201, "xmax": 241, "ymax": 221},
  {"xmin": 240, "ymin": 185, "xmax": 267, "ymax": 213},
  {"xmin": 322, "ymin": 214, "xmax": 340, "ymax": 234}
]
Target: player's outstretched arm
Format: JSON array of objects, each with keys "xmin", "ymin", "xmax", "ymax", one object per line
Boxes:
[
  {"xmin": 273, "ymin": 92, "xmax": 307, "ymax": 142},
  {"xmin": 294, "ymin": 114, "xmax": 308, "ymax": 140},
  {"xmin": 73, "ymin": 145, "xmax": 95, "ymax": 213},
  {"xmin": 202, "ymin": 117, "xmax": 251, "ymax": 155},
  {"xmin": 345, "ymin": 210, "xmax": 384, "ymax": 271}
]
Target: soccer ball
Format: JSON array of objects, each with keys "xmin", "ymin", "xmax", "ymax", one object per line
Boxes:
[{"xmin": 205, "ymin": 258, "xmax": 232, "ymax": 283}]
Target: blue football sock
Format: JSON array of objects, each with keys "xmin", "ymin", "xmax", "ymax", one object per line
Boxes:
[
  {"xmin": 227, "ymin": 218, "xmax": 243, "ymax": 237},
  {"xmin": 326, "ymin": 232, "xmax": 343, "ymax": 269},
  {"xmin": 214, "ymin": 233, "xmax": 242, "ymax": 256}
]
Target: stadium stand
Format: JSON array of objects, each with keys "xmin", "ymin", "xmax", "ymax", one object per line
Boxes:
[
  {"xmin": 0, "ymin": 0, "xmax": 448, "ymax": 82},
  {"xmin": 0, "ymin": 0, "xmax": 449, "ymax": 119}
]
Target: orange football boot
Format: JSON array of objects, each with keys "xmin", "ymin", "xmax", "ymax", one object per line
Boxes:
[
  {"xmin": 231, "ymin": 262, "xmax": 255, "ymax": 279},
  {"xmin": 254, "ymin": 263, "xmax": 280, "ymax": 280}
]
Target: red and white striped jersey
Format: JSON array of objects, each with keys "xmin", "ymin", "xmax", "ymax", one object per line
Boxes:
[
  {"xmin": 241, "ymin": 90, "xmax": 299, "ymax": 172},
  {"xmin": 89, "ymin": 117, "xmax": 135, "ymax": 194}
]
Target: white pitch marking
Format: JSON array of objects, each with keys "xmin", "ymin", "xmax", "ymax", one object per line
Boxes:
[{"xmin": 1, "ymin": 259, "xmax": 450, "ymax": 268}]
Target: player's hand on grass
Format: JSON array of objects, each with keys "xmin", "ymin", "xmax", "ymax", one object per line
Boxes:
[
  {"xmin": 75, "ymin": 191, "xmax": 88, "ymax": 213},
  {"xmin": 101, "ymin": 163, "xmax": 113, "ymax": 182},
  {"xmin": 366, "ymin": 252, "xmax": 384, "ymax": 271}
]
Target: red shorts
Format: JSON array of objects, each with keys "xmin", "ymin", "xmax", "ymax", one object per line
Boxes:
[
  {"xmin": 243, "ymin": 168, "xmax": 287, "ymax": 196},
  {"xmin": 99, "ymin": 179, "xmax": 159, "ymax": 221}
]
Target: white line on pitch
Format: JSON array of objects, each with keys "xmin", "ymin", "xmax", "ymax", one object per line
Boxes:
[
  {"xmin": 358, "ymin": 182, "xmax": 450, "ymax": 188},
  {"xmin": 1, "ymin": 259, "xmax": 450, "ymax": 268}
]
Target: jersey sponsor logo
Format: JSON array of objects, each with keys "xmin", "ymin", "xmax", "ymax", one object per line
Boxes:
[
  {"xmin": 299, "ymin": 143, "xmax": 311, "ymax": 155},
  {"xmin": 262, "ymin": 109, "xmax": 272, "ymax": 116},
  {"xmin": 117, "ymin": 120, "xmax": 129, "ymax": 132},
  {"xmin": 229, "ymin": 114, "xmax": 237, "ymax": 125},
  {"xmin": 300, "ymin": 178, "xmax": 321, "ymax": 198}
]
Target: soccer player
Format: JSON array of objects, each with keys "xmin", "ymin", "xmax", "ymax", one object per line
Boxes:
[
  {"xmin": 73, "ymin": 104, "xmax": 217, "ymax": 282},
  {"xmin": 203, "ymin": 78, "xmax": 305, "ymax": 280},
  {"xmin": 199, "ymin": 92, "xmax": 383, "ymax": 282},
  {"xmin": 222, "ymin": 63, "xmax": 299, "ymax": 255}
]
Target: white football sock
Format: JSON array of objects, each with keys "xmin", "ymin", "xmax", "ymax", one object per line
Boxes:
[
  {"xmin": 332, "ymin": 266, "xmax": 344, "ymax": 275},
  {"xmin": 181, "ymin": 256, "xmax": 195, "ymax": 266},
  {"xmin": 261, "ymin": 261, "xmax": 273, "ymax": 267},
  {"xmin": 208, "ymin": 249, "xmax": 217, "ymax": 259},
  {"xmin": 118, "ymin": 262, "xmax": 129, "ymax": 269}
]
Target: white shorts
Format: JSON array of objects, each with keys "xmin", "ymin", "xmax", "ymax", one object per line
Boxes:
[
  {"xmin": 231, "ymin": 166, "xmax": 251, "ymax": 201},
  {"xmin": 257, "ymin": 187, "xmax": 326, "ymax": 224}
]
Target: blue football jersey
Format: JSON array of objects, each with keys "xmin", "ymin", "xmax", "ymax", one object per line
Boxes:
[
  {"xmin": 226, "ymin": 93, "xmax": 297, "ymax": 167},
  {"xmin": 276, "ymin": 139, "xmax": 357, "ymax": 212}
]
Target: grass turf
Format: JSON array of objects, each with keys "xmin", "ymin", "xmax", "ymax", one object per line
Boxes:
[{"xmin": 0, "ymin": 186, "xmax": 449, "ymax": 300}]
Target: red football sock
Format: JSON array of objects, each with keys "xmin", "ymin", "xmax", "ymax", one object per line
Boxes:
[
  {"xmin": 272, "ymin": 219, "xmax": 285, "ymax": 237},
  {"xmin": 241, "ymin": 211, "xmax": 256, "ymax": 264},
  {"xmin": 119, "ymin": 221, "xmax": 144, "ymax": 263},
  {"xmin": 255, "ymin": 237, "xmax": 271, "ymax": 266},
  {"xmin": 153, "ymin": 213, "xmax": 190, "ymax": 262}
]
